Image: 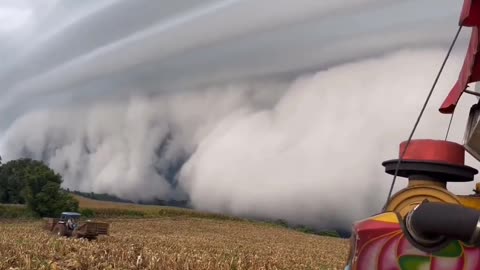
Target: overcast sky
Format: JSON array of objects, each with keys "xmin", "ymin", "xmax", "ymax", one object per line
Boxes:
[{"xmin": 0, "ymin": 0, "xmax": 466, "ymax": 126}]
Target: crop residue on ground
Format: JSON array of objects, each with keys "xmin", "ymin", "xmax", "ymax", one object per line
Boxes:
[{"xmin": 0, "ymin": 218, "xmax": 349, "ymax": 269}]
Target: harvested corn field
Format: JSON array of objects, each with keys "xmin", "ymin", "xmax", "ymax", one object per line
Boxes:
[{"xmin": 0, "ymin": 218, "xmax": 349, "ymax": 270}]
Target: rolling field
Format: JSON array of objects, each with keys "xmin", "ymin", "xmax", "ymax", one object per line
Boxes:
[{"xmin": 0, "ymin": 196, "xmax": 350, "ymax": 269}]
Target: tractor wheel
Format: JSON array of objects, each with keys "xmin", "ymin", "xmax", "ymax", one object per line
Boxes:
[
  {"xmin": 72, "ymin": 231, "xmax": 84, "ymax": 239},
  {"xmin": 52, "ymin": 224, "xmax": 66, "ymax": 237},
  {"xmin": 87, "ymin": 236, "xmax": 97, "ymax": 241}
]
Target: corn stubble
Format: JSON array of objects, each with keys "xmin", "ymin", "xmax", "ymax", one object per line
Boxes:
[{"xmin": 0, "ymin": 218, "xmax": 348, "ymax": 270}]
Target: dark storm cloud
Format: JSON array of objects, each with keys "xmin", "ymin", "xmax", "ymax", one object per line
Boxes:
[
  {"xmin": 0, "ymin": 0, "xmax": 463, "ymax": 122},
  {"xmin": 0, "ymin": 0, "xmax": 475, "ymax": 229}
]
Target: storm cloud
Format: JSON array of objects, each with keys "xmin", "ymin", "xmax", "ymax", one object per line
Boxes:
[{"xmin": 0, "ymin": 0, "xmax": 476, "ymax": 229}]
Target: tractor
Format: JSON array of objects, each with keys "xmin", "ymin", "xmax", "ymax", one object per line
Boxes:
[{"xmin": 44, "ymin": 212, "xmax": 109, "ymax": 240}]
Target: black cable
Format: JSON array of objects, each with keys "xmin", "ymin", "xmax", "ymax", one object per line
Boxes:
[
  {"xmin": 382, "ymin": 25, "xmax": 463, "ymax": 211},
  {"xmin": 445, "ymin": 110, "xmax": 455, "ymax": 140}
]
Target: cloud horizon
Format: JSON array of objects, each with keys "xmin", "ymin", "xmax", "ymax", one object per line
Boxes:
[{"xmin": 0, "ymin": 0, "xmax": 476, "ymax": 229}]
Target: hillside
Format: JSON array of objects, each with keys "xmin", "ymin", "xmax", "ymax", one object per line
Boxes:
[
  {"xmin": 73, "ymin": 193, "xmax": 159, "ymax": 209},
  {"xmin": 73, "ymin": 195, "xmax": 348, "ymax": 237},
  {"xmin": 68, "ymin": 189, "xmax": 189, "ymax": 207},
  {"xmin": 71, "ymin": 194, "xmax": 243, "ymax": 221}
]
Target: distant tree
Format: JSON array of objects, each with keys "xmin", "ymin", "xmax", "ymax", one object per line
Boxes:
[
  {"xmin": 0, "ymin": 158, "xmax": 78, "ymax": 216},
  {"xmin": 24, "ymin": 180, "xmax": 79, "ymax": 217},
  {"xmin": 0, "ymin": 159, "xmax": 28, "ymax": 204}
]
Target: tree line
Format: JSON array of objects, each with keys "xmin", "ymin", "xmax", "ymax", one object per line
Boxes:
[{"xmin": 0, "ymin": 156, "xmax": 78, "ymax": 217}]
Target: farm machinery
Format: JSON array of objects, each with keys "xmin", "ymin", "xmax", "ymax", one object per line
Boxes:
[{"xmin": 44, "ymin": 212, "xmax": 109, "ymax": 240}]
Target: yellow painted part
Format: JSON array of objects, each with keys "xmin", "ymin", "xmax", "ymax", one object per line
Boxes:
[
  {"xmin": 384, "ymin": 179, "xmax": 480, "ymax": 216},
  {"xmin": 385, "ymin": 180, "xmax": 461, "ymax": 218},
  {"xmin": 370, "ymin": 212, "xmax": 399, "ymax": 224},
  {"xmin": 458, "ymin": 196, "xmax": 480, "ymax": 211}
]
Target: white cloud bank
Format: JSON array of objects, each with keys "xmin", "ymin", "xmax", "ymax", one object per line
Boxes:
[{"xmin": 2, "ymin": 49, "xmax": 477, "ymax": 228}]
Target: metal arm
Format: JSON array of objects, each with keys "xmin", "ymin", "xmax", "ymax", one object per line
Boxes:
[{"xmin": 405, "ymin": 201, "xmax": 480, "ymax": 249}]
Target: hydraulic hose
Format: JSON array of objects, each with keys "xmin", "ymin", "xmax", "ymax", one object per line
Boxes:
[{"xmin": 405, "ymin": 202, "xmax": 480, "ymax": 248}]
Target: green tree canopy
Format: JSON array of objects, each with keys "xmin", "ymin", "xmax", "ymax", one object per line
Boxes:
[{"xmin": 0, "ymin": 158, "xmax": 78, "ymax": 217}]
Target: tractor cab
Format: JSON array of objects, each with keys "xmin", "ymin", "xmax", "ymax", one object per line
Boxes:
[
  {"xmin": 59, "ymin": 212, "xmax": 81, "ymax": 230},
  {"xmin": 60, "ymin": 212, "xmax": 81, "ymax": 221}
]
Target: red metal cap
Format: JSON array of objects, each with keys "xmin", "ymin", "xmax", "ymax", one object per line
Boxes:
[{"xmin": 399, "ymin": 139, "xmax": 465, "ymax": 167}]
